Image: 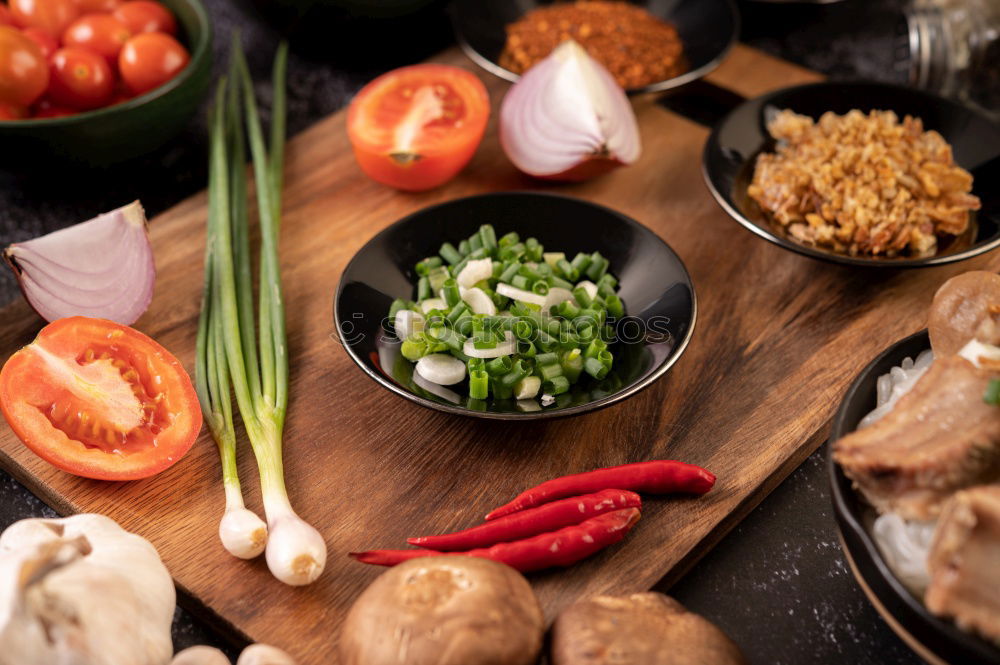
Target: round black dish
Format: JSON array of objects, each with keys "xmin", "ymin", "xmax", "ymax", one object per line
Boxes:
[
  {"xmin": 704, "ymin": 81, "xmax": 1000, "ymax": 268},
  {"xmin": 334, "ymin": 191, "xmax": 696, "ymax": 420},
  {"xmin": 828, "ymin": 330, "xmax": 1000, "ymax": 665},
  {"xmin": 450, "ymin": 0, "xmax": 739, "ymax": 95}
]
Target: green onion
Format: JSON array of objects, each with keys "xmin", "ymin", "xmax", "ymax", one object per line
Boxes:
[
  {"xmin": 586, "ymin": 252, "xmax": 609, "ymax": 280},
  {"xmin": 492, "ymin": 380, "xmax": 514, "ymax": 400},
  {"xmin": 501, "ymin": 359, "xmax": 529, "ymax": 387},
  {"xmin": 573, "ymin": 286, "xmax": 592, "ymax": 307},
  {"xmin": 543, "ymin": 375, "xmax": 570, "ymax": 395},
  {"xmin": 985, "ymin": 379, "xmax": 1000, "ymax": 405},
  {"xmin": 555, "ymin": 258, "xmax": 578, "ymax": 281},
  {"xmin": 605, "ymin": 294, "xmax": 625, "ymax": 319},
  {"xmin": 585, "ymin": 338, "xmax": 608, "ymax": 359},
  {"xmin": 417, "ymin": 276, "xmax": 431, "ymax": 301},
  {"xmin": 401, "ymin": 337, "xmax": 429, "ymax": 361},
  {"xmin": 388, "ymin": 298, "xmax": 407, "ymax": 321},
  {"xmin": 479, "ymin": 224, "xmax": 498, "ymax": 251},
  {"xmin": 458, "ymin": 239, "xmax": 471, "ymax": 256},
  {"xmin": 468, "ymin": 233, "xmax": 483, "ymax": 253},
  {"xmin": 446, "ymin": 302, "xmax": 469, "ymax": 324},
  {"xmin": 441, "ymin": 278, "xmax": 461, "ymax": 307},
  {"xmin": 197, "ymin": 39, "xmax": 324, "ymax": 584},
  {"xmin": 440, "ymin": 242, "xmax": 462, "ymax": 265},
  {"xmin": 547, "ymin": 275, "xmax": 574, "ymax": 290},
  {"xmin": 486, "ymin": 356, "xmax": 514, "ymax": 376},
  {"xmin": 415, "ymin": 256, "xmax": 443, "ymax": 276},
  {"xmin": 538, "ymin": 362, "xmax": 563, "ymax": 381},
  {"xmin": 525, "ymin": 237, "xmax": 543, "ymax": 261},
  {"xmin": 469, "ymin": 370, "xmax": 489, "ymax": 399},
  {"xmin": 515, "ymin": 375, "xmax": 541, "ymax": 399},
  {"xmin": 498, "ymin": 231, "xmax": 519, "ymax": 247},
  {"xmin": 561, "ymin": 348, "xmax": 584, "ymax": 383},
  {"xmin": 584, "ymin": 356, "xmax": 609, "ymax": 380}
]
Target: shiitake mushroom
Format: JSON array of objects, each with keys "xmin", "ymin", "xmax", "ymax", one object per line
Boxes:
[
  {"xmin": 928, "ymin": 271, "xmax": 1000, "ymax": 355},
  {"xmin": 550, "ymin": 592, "xmax": 746, "ymax": 665},
  {"xmin": 339, "ymin": 556, "xmax": 544, "ymax": 665}
]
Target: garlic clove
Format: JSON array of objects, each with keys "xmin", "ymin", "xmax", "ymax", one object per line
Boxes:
[{"xmin": 236, "ymin": 644, "xmax": 297, "ymax": 665}]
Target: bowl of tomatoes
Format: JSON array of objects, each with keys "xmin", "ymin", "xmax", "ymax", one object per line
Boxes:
[{"xmin": 0, "ymin": 0, "xmax": 210, "ymax": 168}]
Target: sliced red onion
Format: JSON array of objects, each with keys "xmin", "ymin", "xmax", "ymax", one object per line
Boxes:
[
  {"xmin": 499, "ymin": 40, "xmax": 641, "ymax": 181},
  {"xmin": 3, "ymin": 201, "xmax": 154, "ymax": 325}
]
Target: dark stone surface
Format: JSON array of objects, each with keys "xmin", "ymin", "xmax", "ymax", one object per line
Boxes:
[{"xmin": 0, "ymin": 1, "xmax": 927, "ymax": 662}]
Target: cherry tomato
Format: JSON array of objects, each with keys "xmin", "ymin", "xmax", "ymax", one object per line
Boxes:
[
  {"xmin": 21, "ymin": 26, "xmax": 57, "ymax": 59},
  {"xmin": 0, "ymin": 317, "xmax": 202, "ymax": 481},
  {"xmin": 62, "ymin": 13, "xmax": 130, "ymax": 66},
  {"xmin": 118, "ymin": 31, "xmax": 186, "ymax": 95},
  {"xmin": 347, "ymin": 64, "xmax": 490, "ymax": 191},
  {"xmin": 48, "ymin": 46, "xmax": 114, "ymax": 108},
  {"xmin": 0, "ymin": 26, "xmax": 48, "ymax": 106},
  {"xmin": 9, "ymin": 0, "xmax": 79, "ymax": 38},
  {"xmin": 112, "ymin": 0, "xmax": 173, "ymax": 35},
  {"xmin": 0, "ymin": 4, "xmax": 13, "ymax": 25},
  {"xmin": 74, "ymin": 0, "xmax": 121, "ymax": 12},
  {"xmin": 0, "ymin": 100, "xmax": 26, "ymax": 119}
]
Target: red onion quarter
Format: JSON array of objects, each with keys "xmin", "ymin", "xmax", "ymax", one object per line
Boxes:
[
  {"xmin": 499, "ymin": 40, "xmax": 641, "ymax": 181},
  {"xmin": 3, "ymin": 201, "xmax": 155, "ymax": 325}
]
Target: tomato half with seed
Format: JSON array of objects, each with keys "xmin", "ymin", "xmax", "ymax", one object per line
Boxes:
[
  {"xmin": 347, "ymin": 64, "xmax": 490, "ymax": 191},
  {"xmin": 0, "ymin": 317, "xmax": 202, "ymax": 481}
]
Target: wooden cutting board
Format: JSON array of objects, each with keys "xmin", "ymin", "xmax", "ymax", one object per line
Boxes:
[{"xmin": 1, "ymin": 44, "xmax": 996, "ymax": 662}]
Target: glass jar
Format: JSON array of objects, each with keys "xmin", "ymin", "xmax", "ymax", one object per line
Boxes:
[{"xmin": 900, "ymin": 0, "xmax": 1000, "ymax": 118}]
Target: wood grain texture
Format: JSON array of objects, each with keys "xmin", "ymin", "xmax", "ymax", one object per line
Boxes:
[{"xmin": 2, "ymin": 45, "xmax": 997, "ymax": 662}]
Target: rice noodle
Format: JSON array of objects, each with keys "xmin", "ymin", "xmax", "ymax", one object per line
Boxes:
[
  {"xmin": 858, "ymin": 347, "xmax": 936, "ymax": 593},
  {"xmin": 858, "ymin": 349, "xmax": 935, "ymax": 429},
  {"xmin": 872, "ymin": 513, "xmax": 935, "ymax": 595}
]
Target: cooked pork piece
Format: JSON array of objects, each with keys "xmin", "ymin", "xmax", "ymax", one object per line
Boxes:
[
  {"xmin": 834, "ymin": 356, "xmax": 1000, "ymax": 520},
  {"xmin": 928, "ymin": 271, "xmax": 1000, "ymax": 356},
  {"xmin": 549, "ymin": 592, "xmax": 746, "ymax": 665},
  {"xmin": 926, "ymin": 485, "xmax": 1000, "ymax": 644}
]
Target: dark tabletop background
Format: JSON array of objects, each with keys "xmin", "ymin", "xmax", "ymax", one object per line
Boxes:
[{"xmin": 0, "ymin": 0, "xmax": 926, "ymax": 663}]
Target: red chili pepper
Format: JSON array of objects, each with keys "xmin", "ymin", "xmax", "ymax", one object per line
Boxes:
[
  {"xmin": 407, "ymin": 489, "xmax": 641, "ymax": 551},
  {"xmin": 485, "ymin": 460, "xmax": 715, "ymax": 521},
  {"xmin": 351, "ymin": 507, "xmax": 641, "ymax": 572}
]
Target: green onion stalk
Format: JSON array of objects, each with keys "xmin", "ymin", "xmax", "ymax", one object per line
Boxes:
[{"xmin": 196, "ymin": 39, "xmax": 326, "ymax": 585}]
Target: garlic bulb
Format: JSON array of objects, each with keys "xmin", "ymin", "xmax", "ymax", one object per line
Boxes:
[{"xmin": 0, "ymin": 514, "xmax": 175, "ymax": 665}]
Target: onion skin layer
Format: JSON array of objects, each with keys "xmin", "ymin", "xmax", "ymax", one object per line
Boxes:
[
  {"xmin": 3, "ymin": 201, "xmax": 155, "ymax": 325},
  {"xmin": 532, "ymin": 156, "xmax": 626, "ymax": 182}
]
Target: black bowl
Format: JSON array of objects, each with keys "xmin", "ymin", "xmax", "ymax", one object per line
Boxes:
[
  {"xmin": 451, "ymin": 0, "xmax": 739, "ymax": 95},
  {"xmin": 828, "ymin": 330, "xmax": 1000, "ymax": 664},
  {"xmin": 703, "ymin": 81, "xmax": 1000, "ymax": 268},
  {"xmin": 334, "ymin": 192, "xmax": 696, "ymax": 420}
]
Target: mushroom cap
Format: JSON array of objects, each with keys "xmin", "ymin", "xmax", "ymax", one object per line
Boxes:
[
  {"xmin": 928, "ymin": 271, "xmax": 1000, "ymax": 356},
  {"xmin": 550, "ymin": 592, "xmax": 747, "ymax": 665},
  {"xmin": 339, "ymin": 556, "xmax": 544, "ymax": 665}
]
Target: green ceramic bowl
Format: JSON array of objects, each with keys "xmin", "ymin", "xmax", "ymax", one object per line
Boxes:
[{"xmin": 0, "ymin": 0, "xmax": 212, "ymax": 170}]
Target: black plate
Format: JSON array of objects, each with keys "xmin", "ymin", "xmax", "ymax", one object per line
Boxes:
[
  {"xmin": 828, "ymin": 330, "xmax": 1000, "ymax": 664},
  {"xmin": 450, "ymin": 0, "xmax": 739, "ymax": 95},
  {"xmin": 334, "ymin": 192, "xmax": 696, "ymax": 420},
  {"xmin": 704, "ymin": 81, "xmax": 1000, "ymax": 268}
]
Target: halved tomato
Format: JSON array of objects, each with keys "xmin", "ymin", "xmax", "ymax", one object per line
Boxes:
[
  {"xmin": 0, "ymin": 317, "xmax": 201, "ymax": 480},
  {"xmin": 347, "ymin": 63, "xmax": 490, "ymax": 192}
]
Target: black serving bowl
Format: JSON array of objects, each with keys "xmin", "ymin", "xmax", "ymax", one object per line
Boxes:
[
  {"xmin": 0, "ymin": 0, "xmax": 212, "ymax": 170},
  {"xmin": 334, "ymin": 192, "xmax": 696, "ymax": 420},
  {"xmin": 828, "ymin": 330, "xmax": 1000, "ymax": 665},
  {"xmin": 704, "ymin": 81, "xmax": 1000, "ymax": 268},
  {"xmin": 451, "ymin": 0, "xmax": 739, "ymax": 95}
]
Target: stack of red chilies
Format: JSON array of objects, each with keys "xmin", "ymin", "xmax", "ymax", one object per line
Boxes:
[{"xmin": 351, "ymin": 460, "xmax": 716, "ymax": 573}]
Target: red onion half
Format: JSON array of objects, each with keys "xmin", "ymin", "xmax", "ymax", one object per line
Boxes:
[
  {"xmin": 500, "ymin": 40, "xmax": 641, "ymax": 181},
  {"xmin": 3, "ymin": 201, "xmax": 155, "ymax": 325}
]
